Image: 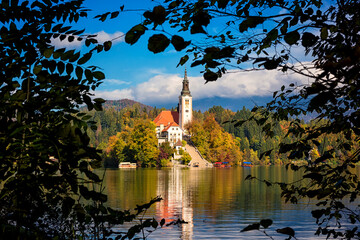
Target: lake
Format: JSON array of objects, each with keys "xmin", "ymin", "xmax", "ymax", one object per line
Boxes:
[{"xmin": 101, "ymin": 166, "xmax": 357, "ymax": 239}]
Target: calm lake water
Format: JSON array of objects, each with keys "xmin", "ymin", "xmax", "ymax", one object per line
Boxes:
[{"xmin": 100, "ymin": 166, "xmax": 358, "ymax": 239}]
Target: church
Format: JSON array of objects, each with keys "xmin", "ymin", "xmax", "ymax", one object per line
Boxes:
[{"xmin": 153, "ymin": 69, "xmax": 193, "ymax": 147}]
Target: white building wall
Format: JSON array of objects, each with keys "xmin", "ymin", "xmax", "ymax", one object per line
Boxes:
[
  {"xmin": 157, "ymin": 125, "xmax": 182, "ymax": 147},
  {"xmin": 179, "ymin": 95, "xmax": 192, "ymax": 130},
  {"xmin": 167, "ymin": 126, "xmax": 183, "ymax": 144}
]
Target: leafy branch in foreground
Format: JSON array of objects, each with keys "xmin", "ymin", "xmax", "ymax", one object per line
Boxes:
[
  {"xmin": 241, "ymin": 219, "xmax": 298, "ymax": 240},
  {"xmin": 0, "ymin": 0, "xmax": 160, "ymax": 239}
]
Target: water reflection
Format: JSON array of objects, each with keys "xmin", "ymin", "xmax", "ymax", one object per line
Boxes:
[
  {"xmin": 102, "ymin": 166, "xmax": 359, "ymax": 239},
  {"xmin": 157, "ymin": 168, "xmax": 194, "ymax": 239}
]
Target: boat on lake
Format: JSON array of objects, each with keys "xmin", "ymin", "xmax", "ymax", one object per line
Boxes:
[
  {"xmin": 119, "ymin": 162, "xmax": 137, "ymax": 168},
  {"xmin": 214, "ymin": 162, "xmax": 231, "ymax": 168},
  {"xmin": 242, "ymin": 161, "xmax": 253, "ymax": 167}
]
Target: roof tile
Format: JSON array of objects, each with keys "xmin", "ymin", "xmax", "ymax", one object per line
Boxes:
[{"xmin": 154, "ymin": 111, "xmax": 179, "ymax": 126}]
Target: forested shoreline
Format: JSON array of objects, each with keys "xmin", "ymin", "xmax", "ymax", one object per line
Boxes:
[{"xmin": 83, "ymin": 100, "xmax": 359, "ymax": 167}]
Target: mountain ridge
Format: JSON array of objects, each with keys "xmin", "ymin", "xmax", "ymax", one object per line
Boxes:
[
  {"xmin": 101, "ymin": 98, "xmax": 316, "ymax": 122},
  {"xmin": 102, "ymin": 99, "xmax": 153, "ymax": 112}
]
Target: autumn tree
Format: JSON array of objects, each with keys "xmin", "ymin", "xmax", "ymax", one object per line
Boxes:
[
  {"xmin": 104, "ymin": 131, "xmax": 130, "ymax": 167},
  {"xmin": 127, "ymin": 120, "xmax": 159, "ymax": 167},
  {"xmin": 158, "ymin": 142, "xmax": 175, "ymax": 167},
  {"xmin": 188, "ymin": 115, "xmax": 242, "ymax": 164},
  {"xmin": 179, "ymin": 151, "xmax": 192, "ymax": 165},
  {"xmin": 104, "ymin": 120, "xmax": 159, "ymax": 167}
]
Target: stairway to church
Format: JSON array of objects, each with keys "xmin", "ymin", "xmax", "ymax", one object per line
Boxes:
[{"xmin": 184, "ymin": 139, "xmax": 213, "ymax": 168}]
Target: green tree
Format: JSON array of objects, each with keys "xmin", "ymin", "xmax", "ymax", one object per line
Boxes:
[
  {"xmin": 180, "ymin": 151, "xmax": 192, "ymax": 165},
  {"xmin": 112, "ymin": 0, "xmax": 360, "ymax": 238},
  {"xmin": 189, "ymin": 115, "xmax": 242, "ymax": 164},
  {"xmin": 187, "ymin": 119, "xmax": 209, "ymax": 156},
  {"xmin": 158, "ymin": 142, "xmax": 175, "ymax": 167},
  {"xmin": 104, "ymin": 132, "xmax": 127, "ymax": 167},
  {"xmin": 128, "ymin": 120, "xmax": 159, "ymax": 167}
]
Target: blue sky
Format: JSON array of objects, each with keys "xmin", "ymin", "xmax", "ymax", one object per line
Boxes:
[{"xmin": 56, "ymin": 0, "xmax": 314, "ymax": 108}]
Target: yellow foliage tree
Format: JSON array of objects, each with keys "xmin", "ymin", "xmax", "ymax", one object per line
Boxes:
[{"xmin": 128, "ymin": 119, "xmax": 159, "ymax": 167}]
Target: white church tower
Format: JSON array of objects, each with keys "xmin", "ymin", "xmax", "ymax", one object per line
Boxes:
[{"xmin": 179, "ymin": 68, "xmax": 192, "ymax": 130}]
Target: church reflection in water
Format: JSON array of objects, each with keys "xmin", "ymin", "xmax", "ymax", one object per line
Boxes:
[{"xmin": 156, "ymin": 168, "xmax": 202, "ymax": 240}]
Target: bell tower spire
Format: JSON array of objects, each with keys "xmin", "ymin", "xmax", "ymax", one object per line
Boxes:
[
  {"xmin": 181, "ymin": 67, "xmax": 191, "ymax": 96},
  {"xmin": 179, "ymin": 68, "xmax": 193, "ymax": 131}
]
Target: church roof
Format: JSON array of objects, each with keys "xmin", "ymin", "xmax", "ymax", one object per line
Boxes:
[
  {"xmin": 162, "ymin": 122, "xmax": 180, "ymax": 132},
  {"xmin": 153, "ymin": 111, "xmax": 179, "ymax": 126},
  {"xmin": 175, "ymin": 139, "xmax": 183, "ymax": 147}
]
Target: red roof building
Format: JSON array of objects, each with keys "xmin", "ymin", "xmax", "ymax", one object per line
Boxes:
[
  {"xmin": 153, "ymin": 69, "xmax": 192, "ymax": 147},
  {"xmin": 154, "ymin": 111, "xmax": 182, "ymax": 146},
  {"xmin": 153, "ymin": 111, "xmax": 179, "ymax": 126}
]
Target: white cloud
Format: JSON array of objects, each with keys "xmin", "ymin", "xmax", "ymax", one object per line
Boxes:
[
  {"xmin": 51, "ymin": 31, "xmax": 124, "ymax": 49},
  {"xmin": 93, "ymin": 68, "xmax": 312, "ymax": 104},
  {"xmin": 94, "ymin": 89, "xmax": 134, "ymax": 100},
  {"xmin": 94, "ymin": 31, "xmax": 124, "ymax": 44},
  {"xmin": 104, "ymin": 79, "xmax": 130, "ymax": 85}
]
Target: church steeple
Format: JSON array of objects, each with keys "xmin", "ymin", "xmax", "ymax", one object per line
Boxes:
[
  {"xmin": 179, "ymin": 68, "xmax": 193, "ymax": 130},
  {"xmin": 181, "ymin": 68, "xmax": 191, "ymax": 96}
]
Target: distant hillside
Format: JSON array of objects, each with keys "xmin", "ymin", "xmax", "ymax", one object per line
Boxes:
[
  {"xmin": 152, "ymin": 96, "xmax": 274, "ymax": 112},
  {"xmin": 103, "ymin": 99, "xmax": 153, "ymax": 112}
]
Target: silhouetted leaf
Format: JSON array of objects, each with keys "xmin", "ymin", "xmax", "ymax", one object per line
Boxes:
[
  {"xmin": 148, "ymin": 34, "xmax": 170, "ymax": 53},
  {"xmin": 93, "ymin": 71, "xmax": 105, "ymax": 80},
  {"xmin": 75, "ymin": 66, "xmax": 83, "ymax": 80},
  {"xmin": 276, "ymin": 227, "xmax": 295, "ymax": 237},
  {"xmin": 203, "ymin": 70, "xmax": 218, "ymax": 82},
  {"xmin": 241, "ymin": 223, "xmax": 260, "ymax": 232},
  {"xmin": 171, "ymin": 35, "xmax": 191, "ymax": 51},
  {"xmin": 265, "ymin": 29, "xmax": 278, "ymax": 42},
  {"xmin": 304, "ymin": 172, "xmax": 323, "ymax": 182},
  {"xmin": 104, "ymin": 41, "xmax": 112, "ymax": 51},
  {"xmin": 177, "ymin": 55, "xmax": 189, "ymax": 67},
  {"xmin": 57, "ymin": 62, "xmax": 64, "ymax": 74},
  {"xmin": 260, "ymin": 219, "xmax": 273, "ymax": 229},
  {"xmin": 33, "ymin": 65, "xmax": 42, "ymax": 74},
  {"xmin": 192, "ymin": 11, "xmax": 211, "ymax": 26},
  {"xmin": 239, "ymin": 17, "xmax": 265, "ymax": 32},
  {"xmin": 160, "ymin": 218, "xmax": 165, "ymax": 227},
  {"xmin": 125, "ymin": 24, "xmax": 147, "ymax": 45},
  {"xmin": 217, "ymin": 0, "xmax": 230, "ymax": 9},
  {"xmin": 263, "ymin": 59, "xmax": 280, "ymax": 70},
  {"xmin": 85, "ymin": 69, "xmax": 93, "ymax": 81},
  {"xmin": 152, "ymin": 5, "xmax": 166, "ymax": 25},
  {"xmin": 78, "ymin": 53, "xmax": 92, "ymax": 65},
  {"xmin": 151, "ymin": 218, "xmax": 158, "ymax": 228},
  {"xmin": 312, "ymin": 209, "xmax": 324, "ymax": 221},
  {"xmin": 110, "ymin": 11, "xmax": 119, "ymax": 19},
  {"xmin": 191, "ymin": 24, "xmax": 206, "ymax": 34},
  {"xmin": 93, "ymin": 98, "xmax": 106, "ymax": 104},
  {"xmin": 44, "ymin": 47, "xmax": 53, "ymax": 58},
  {"xmin": 302, "ymin": 32, "xmax": 317, "ymax": 48},
  {"xmin": 66, "ymin": 63, "xmax": 73, "ymax": 75},
  {"xmin": 284, "ymin": 31, "xmax": 300, "ymax": 45}
]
